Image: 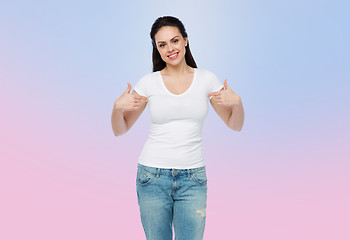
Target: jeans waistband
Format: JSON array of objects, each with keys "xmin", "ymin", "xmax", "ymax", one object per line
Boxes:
[{"xmin": 137, "ymin": 163, "xmax": 206, "ymax": 176}]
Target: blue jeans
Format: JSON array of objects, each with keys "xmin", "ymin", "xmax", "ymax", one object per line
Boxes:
[{"xmin": 136, "ymin": 163, "xmax": 208, "ymax": 240}]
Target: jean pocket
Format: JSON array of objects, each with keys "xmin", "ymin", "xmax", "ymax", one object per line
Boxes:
[
  {"xmin": 136, "ymin": 168, "xmax": 155, "ymax": 186},
  {"xmin": 191, "ymin": 169, "xmax": 207, "ymax": 186}
]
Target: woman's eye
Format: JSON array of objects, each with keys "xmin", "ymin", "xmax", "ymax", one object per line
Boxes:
[{"xmin": 159, "ymin": 39, "xmax": 177, "ymax": 48}]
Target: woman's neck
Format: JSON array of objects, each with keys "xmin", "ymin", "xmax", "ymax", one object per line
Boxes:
[{"xmin": 163, "ymin": 61, "xmax": 192, "ymax": 77}]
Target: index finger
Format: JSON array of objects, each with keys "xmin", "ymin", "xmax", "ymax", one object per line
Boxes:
[
  {"xmin": 134, "ymin": 95, "xmax": 143, "ymax": 100},
  {"xmin": 208, "ymin": 91, "xmax": 221, "ymax": 96}
]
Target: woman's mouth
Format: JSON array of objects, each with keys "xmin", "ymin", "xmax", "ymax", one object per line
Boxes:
[{"xmin": 168, "ymin": 52, "xmax": 179, "ymax": 60}]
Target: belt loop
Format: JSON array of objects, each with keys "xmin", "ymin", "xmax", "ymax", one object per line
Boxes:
[
  {"xmin": 156, "ymin": 168, "xmax": 160, "ymax": 178},
  {"xmin": 187, "ymin": 169, "xmax": 190, "ymax": 178}
]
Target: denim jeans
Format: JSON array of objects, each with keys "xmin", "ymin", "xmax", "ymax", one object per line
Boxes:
[{"xmin": 136, "ymin": 163, "xmax": 208, "ymax": 240}]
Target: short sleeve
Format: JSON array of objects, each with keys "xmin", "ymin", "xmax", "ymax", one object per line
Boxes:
[
  {"xmin": 133, "ymin": 74, "xmax": 149, "ymax": 97},
  {"xmin": 208, "ymin": 71, "xmax": 224, "ymax": 100}
]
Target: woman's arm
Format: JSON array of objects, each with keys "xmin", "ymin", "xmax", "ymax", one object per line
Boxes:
[
  {"xmin": 228, "ymin": 99, "xmax": 244, "ymax": 131},
  {"xmin": 111, "ymin": 89, "xmax": 148, "ymax": 136},
  {"xmin": 208, "ymin": 80, "xmax": 245, "ymax": 131},
  {"xmin": 111, "ymin": 105, "xmax": 128, "ymax": 136}
]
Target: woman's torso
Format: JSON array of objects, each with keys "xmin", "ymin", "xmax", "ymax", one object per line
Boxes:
[{"xmin": 133, "ymin": 68, "xmax": 223, "ymax": 169}]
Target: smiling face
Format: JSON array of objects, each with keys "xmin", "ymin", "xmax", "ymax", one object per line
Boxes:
[{"xmin": 154, "ymin": 26, "xmax": 188, "ymax": 67}]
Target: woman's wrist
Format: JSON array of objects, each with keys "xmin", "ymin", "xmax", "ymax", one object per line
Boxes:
[{"xmin": 113, "ymin": 101, "xmax": 124, "ymax": 111}]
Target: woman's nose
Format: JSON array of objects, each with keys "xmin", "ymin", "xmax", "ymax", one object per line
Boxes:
[{"xmin": 167, "ymin": 44, "xmax": 174, "ymax": 52}]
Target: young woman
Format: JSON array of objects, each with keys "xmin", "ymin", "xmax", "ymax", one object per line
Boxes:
[{"xmin": 111, "ymin": 16, "xmax": 244, "ymax": 240}]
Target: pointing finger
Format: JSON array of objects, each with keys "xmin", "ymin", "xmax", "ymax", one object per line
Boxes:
[{"xmin": 207, "ymin": 91, "xmax": 221, "ymax": 97}]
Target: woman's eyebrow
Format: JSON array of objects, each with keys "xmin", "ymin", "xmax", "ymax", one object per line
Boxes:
[{"xmin": 157, "ymin": 36, "xmax": 179, "ymax": 44}]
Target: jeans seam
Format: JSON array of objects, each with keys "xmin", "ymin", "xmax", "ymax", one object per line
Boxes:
[
  {"xmin": 190, "ymin": 171, "xmax": 207, "ymax": 186},
  {"xmin": 136, "ymin": 168, "xmax": 156, "ymax": 186}
]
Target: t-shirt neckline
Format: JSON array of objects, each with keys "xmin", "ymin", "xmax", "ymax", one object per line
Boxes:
[{"xmin": 158, "ymin": 68, "xmax": 196, "ymax": 97}]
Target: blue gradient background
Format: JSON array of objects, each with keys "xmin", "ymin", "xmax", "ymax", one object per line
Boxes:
[{"xmin": 1, "ymin": 0, "xmax": 349, "ymax": 239}]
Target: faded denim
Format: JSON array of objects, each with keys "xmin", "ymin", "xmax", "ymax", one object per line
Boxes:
[{"xmin": 136, "ymin": 163, "xmax": 207, "ymax": 240}]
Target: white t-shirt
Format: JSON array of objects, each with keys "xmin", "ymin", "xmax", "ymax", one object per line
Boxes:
[{"xmin": 133, "ymin": 68, "xmax": 224, "ymax": 169}]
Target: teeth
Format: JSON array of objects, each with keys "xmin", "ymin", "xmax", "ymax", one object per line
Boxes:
[{"xmin": 168, "ymin": 53, "xmax": 178, "ymax": 57}]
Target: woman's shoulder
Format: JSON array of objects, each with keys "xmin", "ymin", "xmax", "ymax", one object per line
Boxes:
[
  {"xmin": 195, "ymin": 68, "xmax": 217, "ymax": 77},
  {"xmin": 138, "ymin": 71, "xmax": 159, "ymax": 82}
]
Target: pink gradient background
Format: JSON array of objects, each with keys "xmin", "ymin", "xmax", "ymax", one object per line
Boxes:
[{"xmin": 1, "ymin": 1, "xmax": 349, "ymax": 239}]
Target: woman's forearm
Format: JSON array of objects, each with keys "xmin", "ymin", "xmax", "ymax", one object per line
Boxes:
[
  {"xmin": 228, "ymin": 99, "xmax": 245, "ymax": 131},
  {"xmin": 111, "ymin": 103, "xmax": 127, "ymax": 136}
]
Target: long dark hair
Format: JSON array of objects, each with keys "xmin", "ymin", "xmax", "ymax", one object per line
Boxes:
[{"xmin": 150, "ymin": 16, "xmax": 197, "ymax": 72}]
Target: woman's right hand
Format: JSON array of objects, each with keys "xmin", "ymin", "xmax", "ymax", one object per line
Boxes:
[{"xmin": 114, "ymin": 82, "xmax": 148, "ymax": 111}]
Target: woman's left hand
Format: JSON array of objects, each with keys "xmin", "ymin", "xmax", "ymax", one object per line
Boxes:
[{"xmin": 207, "ymin": 79, "xmax": 241, "ymax": 106}]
